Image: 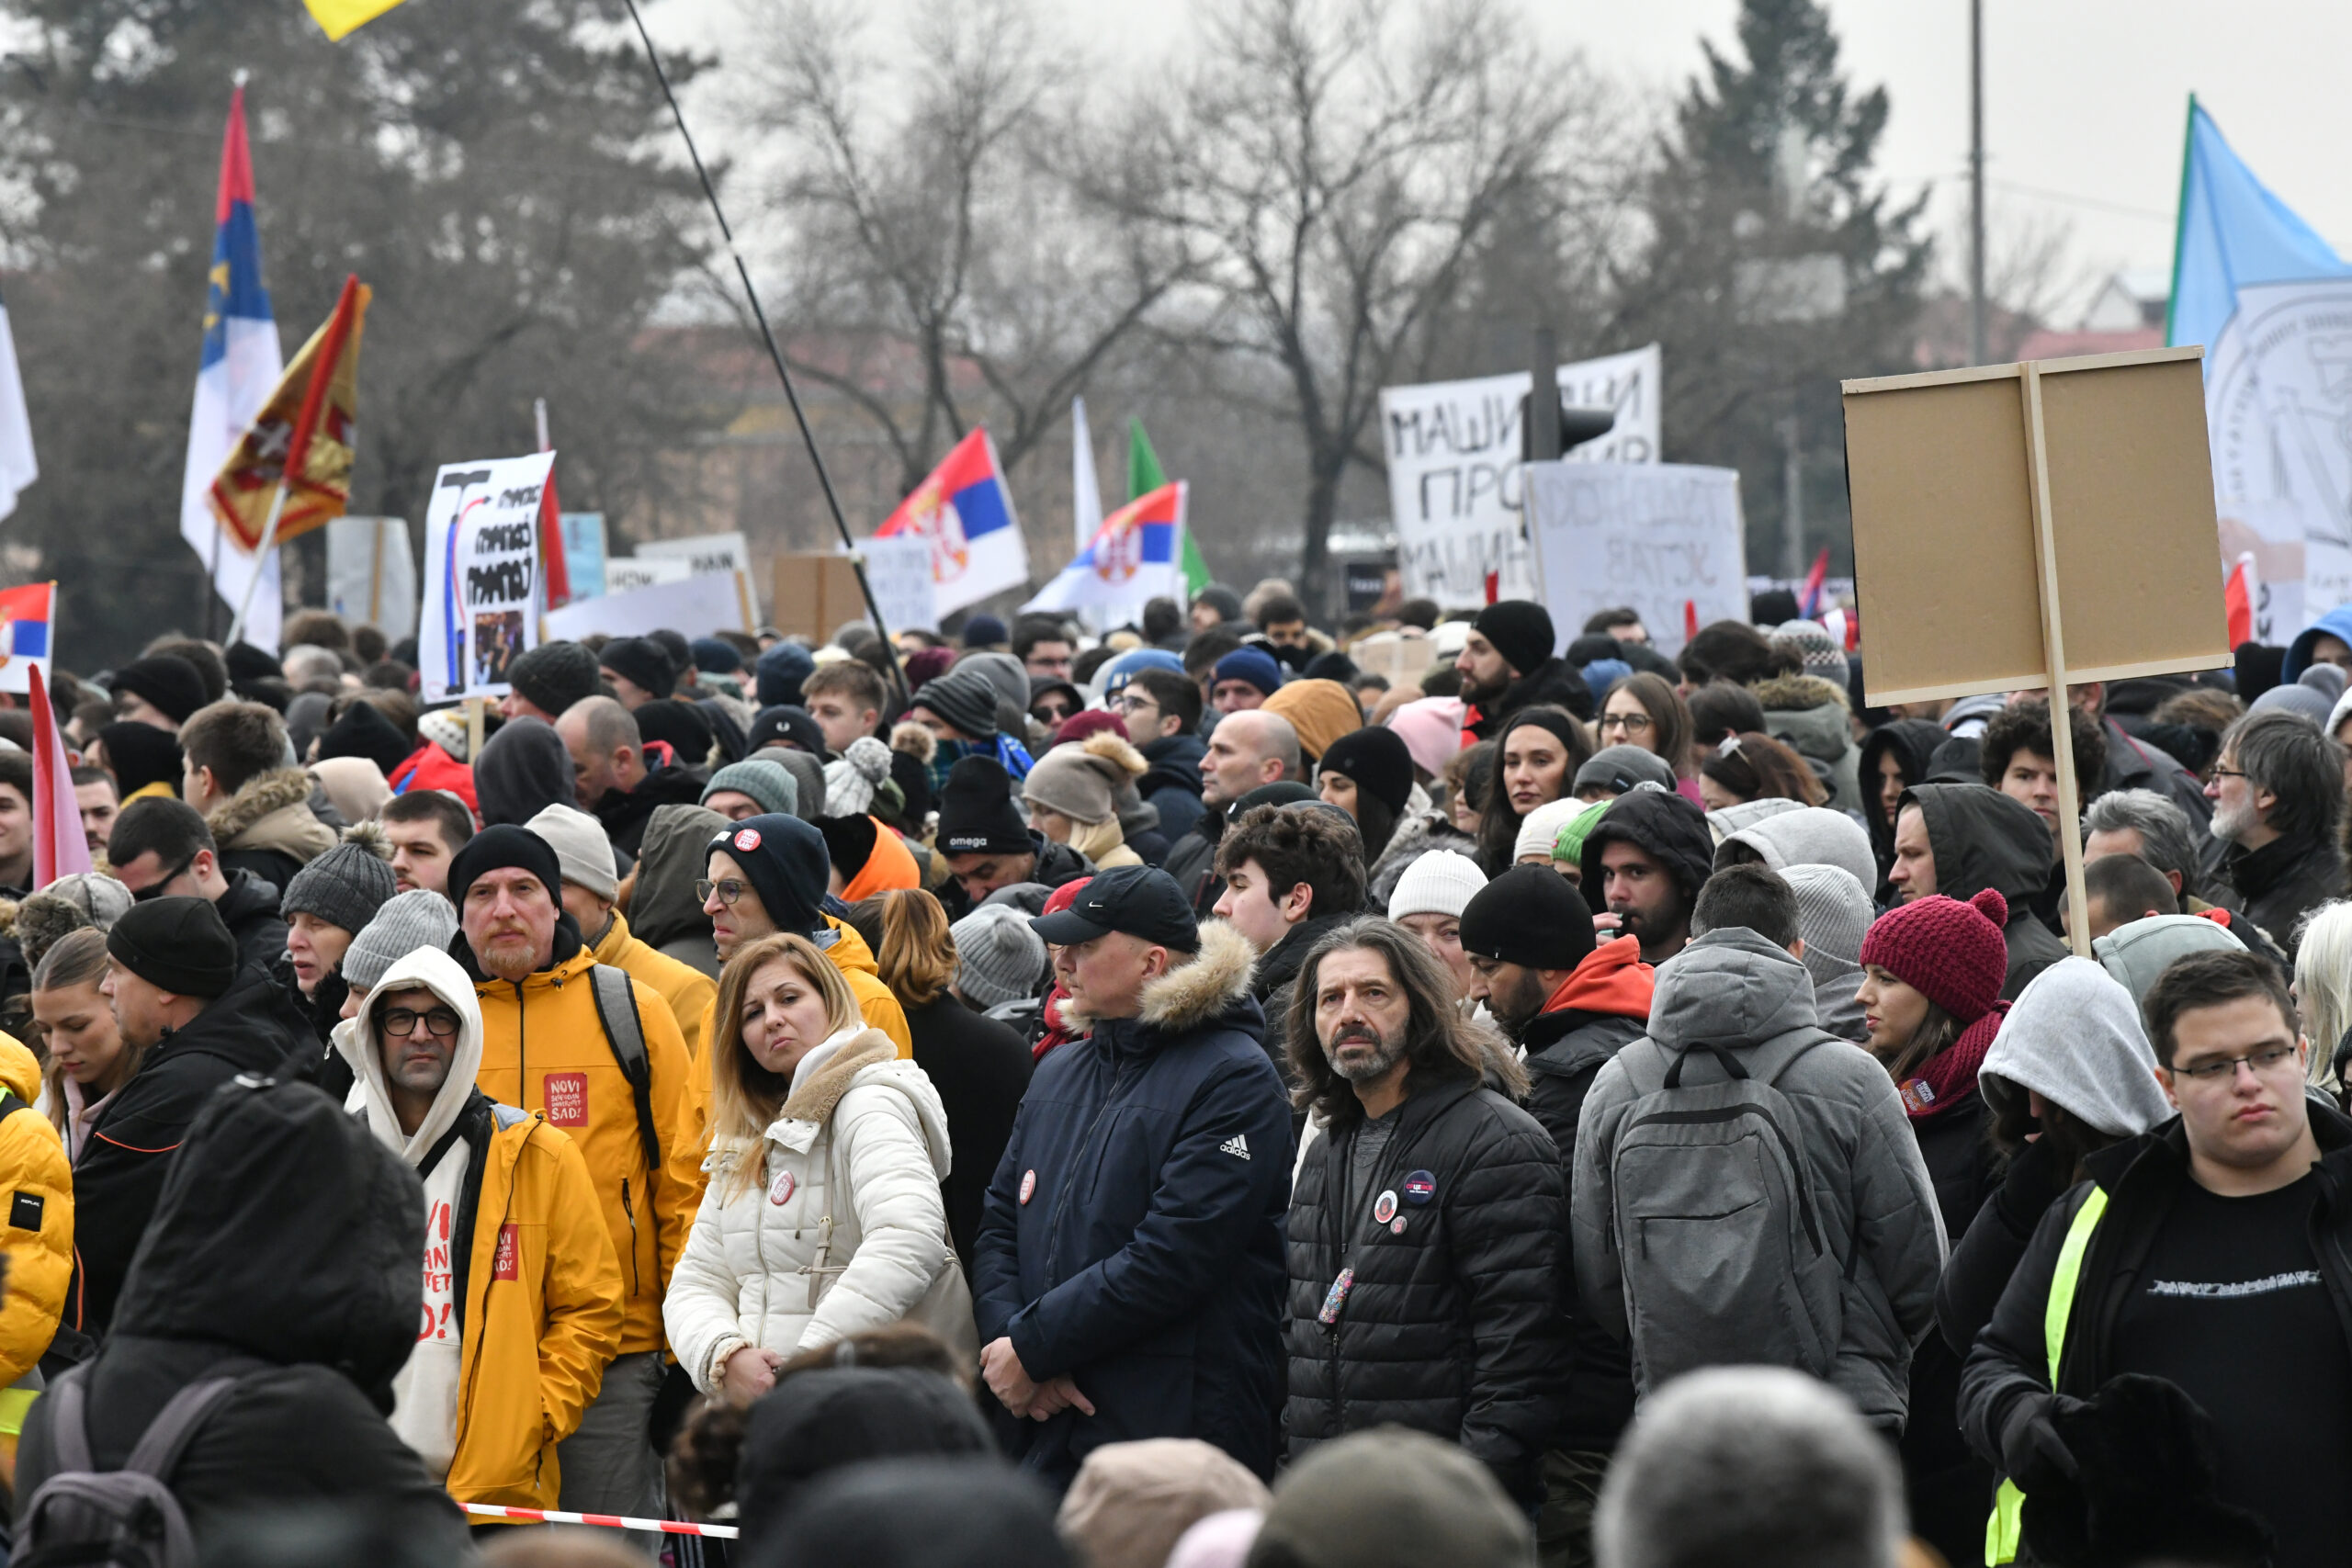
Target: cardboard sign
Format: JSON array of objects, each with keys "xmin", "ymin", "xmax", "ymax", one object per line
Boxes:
[
  {"xmin": 325, "ymin": 515, "xmax": 414, "ymax": 633},
  {"xmin": 862, "ymin": 535, "xmax": 938, "ymax": 637},
  {"xmin": 544, "ymin": 570, "xmax": 757, "ymax": 644},
  {"xmin": 417, "ymin": 453, "xmax": 553, "ymax": 704},
  {"xmin": 638, "ymin": 530, "xmax": 751, "ymax": 578},
  {"xmin": 1380, "ymin": 344, "xmax": 1662, "ymax": 605},
  {"xmin": 772, "ymin": 551, "xmax": 868, "ymax": 644},
  {"xmin": 1523, "ymin": 463, "xmax": 1747, "ymax": 659}
]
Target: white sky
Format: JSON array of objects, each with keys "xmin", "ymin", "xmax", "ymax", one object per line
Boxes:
[{"xmin": 649, "ymin": 0, "xmax": 2352, "ymax": 324}]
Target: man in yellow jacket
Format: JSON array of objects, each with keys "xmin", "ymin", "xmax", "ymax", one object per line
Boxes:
[
  {"xmin": 0, "ymin": 1032, "xmax": 70, "ymax": 1484},
  {"xmin": 700, "ymin": 813, "xmax": 911, "ymax": 1055},
  {"xmin": 335, "ymin": 943, "xmax": 623, "ymax": 1509},
  {"xmin": 526, "ymin": 804, "xmax": 715, "ymax": 1061},
  {"xmin": 448, "ymin": 826, "xmax": 704, "ymax": 1523}
]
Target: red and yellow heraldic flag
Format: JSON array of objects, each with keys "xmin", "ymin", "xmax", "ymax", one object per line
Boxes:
[{"xmin": 209, "ymin": 273, "xmax": 368, "ymax": 554}]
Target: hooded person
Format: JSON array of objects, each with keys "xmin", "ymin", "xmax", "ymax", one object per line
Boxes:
[
  {"xmin": 1023, "ymin": 731, "xmax": 1153, "ymax": 872},
  {"xmin": 633, "ymin": 698, "xmax": 718, "ymax": 773},
  {"xmin": 702, "ymin": 814, "xmax": 912, "ymax": 1054},
  {"xmin": 91, "ymin": 720, "xmax": 185, "ymax": 807},
  {"xmin": 1709, "ymin": 804, "xmax": 1877, "ymax": 895},
  {"xmin": 307, "ymin": 754, "xmax": 392, "ymax": 828},
  {"xmin": 1891, "ymin": 782, "xmax": 2070, "ymax": 999},
  {"xmin": 1576, "ymin": 785, "xmax": 1716, "ymax": 967},
  {"xmin": 472, "ymin": 715, "xmax": 576, "ymax": 829},
  {"xmin": 2093, "ymin": 911, "xmax": 2249, "ymax": 1007},
  {"xmin": 1457, "ymin": 601, "xmax": 1594, "ymax": 739},
  {"xmin": 1757, "ymin": 634, "xmax": 1863, "ymax": 816},
  {"xmin": 14, "ymin": 1076, "xmax": 472, "ymax": 1562},
  {"xmin": 1781, "ymin": 863, "xmax": 1872, "ymax": 1044},
  {"xmin": 2280, "ymin": 600, "xmax": 2352, "ymax": 685},
  {"xmin": 626, "ymin": 803, "xmax": 728, "ymax": 979},
  {"xmin": 333, "ymin": 945, "xmax": 625, "ymax": 1508},
  {"xmin": 68, "ymin": 897, "xmax": 312, "ymax": 1338},
  {"xmin": 1858, "ymin": 718, "xmax": 1949, "ymax": 897}
]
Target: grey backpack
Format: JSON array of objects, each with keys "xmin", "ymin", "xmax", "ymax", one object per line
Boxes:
[
  {"xmin": 1607, "ymin": 1034, "xmax": 1845, "ymax": 1395},
  {"xmin": 15, "ymin": 1365, "xmax": 249, "ymax": 1568}
]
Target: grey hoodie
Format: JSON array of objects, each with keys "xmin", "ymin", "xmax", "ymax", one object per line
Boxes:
[
  {"xmin": 1713, "ymin": 805, "xmax": 1878, "ymax": 894},
  {"xmin": 1572, "ymin": 927, "xmax": 1945, "ymax": 1431},
  {"xmin": 1980, "ymin": 955, "xmax": 2174, "ymax": 1138}
]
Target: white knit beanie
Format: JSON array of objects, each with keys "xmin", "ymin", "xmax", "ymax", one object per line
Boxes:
[
  {"xmin": 1385, "ymin": 850, "xmax": 1488, "ymax": 921},
  {"xmin": 823, "ymin": 736, "xmax": 894, "ymax": 817},
  {"xmin": 949, "ymin": 904, "xmax": 1047, "ymax": 1010},
  {"xmin": 1512, "ymin": 797, "xmax": 1589, "ymax": 863}
]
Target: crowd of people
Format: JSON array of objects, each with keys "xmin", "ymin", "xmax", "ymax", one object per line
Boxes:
[{"xmin": 0, "ymin": 581, "xmax": 2335, "ymax": 1566}]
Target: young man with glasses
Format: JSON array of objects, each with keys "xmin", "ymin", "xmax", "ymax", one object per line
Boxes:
[
  {"xmin": 1107, "ymin": 667, "xmax": 1207, "ymax": 843},
  {"xmin": 1960, "ymin": 950, "xmax": 2352, "ymax": 1566},
  {"xmin": 339, "ymin": 943, "xmax": 623, "ymax": 1519},
  {"xmin": 107, "ymin": 797, "xmax": 289, "ymax": 976}
]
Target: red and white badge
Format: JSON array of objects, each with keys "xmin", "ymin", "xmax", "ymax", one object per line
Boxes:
[
  {"xmin": 769, "ymin": 1169, "xmax": 797, "ymax": 1206},
  {"xmin": 543, "ymin": 1072, "xmax": 588, "ymax": 1127},
  {"xmin": 734, "ymin": 828, "xmax": 763, "ymax": 852},
  {"xmin": 1019, "ymin": 1169, "xmax": 1037, "ymax": 1205},
  {"xmin": 1373, "ymin": 1190, "xmax": 1398, "ymax": 1224}
]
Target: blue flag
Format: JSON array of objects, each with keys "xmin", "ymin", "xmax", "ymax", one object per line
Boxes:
[{"xmin": 2167, "ymin": 96, "xmax": 2350, "ymax": 352}]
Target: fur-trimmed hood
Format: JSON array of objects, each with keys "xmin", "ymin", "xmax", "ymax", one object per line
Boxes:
[
  {"xmin": 753, "ymin": 1025, "xmax": 954, "ymax": 1177},
  {"xmin": 207, "ymin": 766, "xmax": 337, "ymax": 861},
  {"xmin": 1752, "ymin": 673, "xmax": 1849, "ymax": 715},
  {"xmin": 1061, "ymin": 919, "xmax": 1257, "ymax": 1035}
]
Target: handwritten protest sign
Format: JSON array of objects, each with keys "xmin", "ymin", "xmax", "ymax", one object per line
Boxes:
[
  {"xmin": 638, "ymin": 531, "xmax": 751, "ymax": 579},
  {"xmin": 1381, "ymin": 344, "xmax": 1662, "ymax": 606},
  {"xmin": 861, "ymin": 535, "xmax": 938, "ymax": 637},
  {"xmin": 1522, "ymin": 462, "xmax": 1746, "ymax": 659},
  {"xmin": 417, "ymin": 452, "xmax": 554, "ymax": 703},
  {"xmin": 603, "ymin": 556, "xmax": 693, "ymax": 596}
]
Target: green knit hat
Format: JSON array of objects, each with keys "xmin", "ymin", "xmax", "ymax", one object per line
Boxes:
[{"xmin": 1553, "ymin": 798, "xmax": 1613, "ymax": 865}]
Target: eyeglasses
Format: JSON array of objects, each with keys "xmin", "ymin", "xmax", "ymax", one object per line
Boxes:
[
  {"xmin": 2170, "ymin": 1043, "xmax": 2300, "ymax": 1082},
  {"xmin": 1111, "ymin": 694, "xmax": 1157, "ymax": 716},
  {"xmin": 697, "ymin": 878, "xmax": 752, "ymax": 908},
  {"xmin": 379, "ymin": 1006, "xmax": 462, "ymax": 1040},
  {"xmin": 130, "ymin": 856, "xmax": 195, "ymax": 902},
  {"xmin": 1598, "ymin": 713, "xmax": 1655, "ymax": 735},
  {"xmin": 2210, "ymin": 767, "xmax": 2249, "ymax": 781}
]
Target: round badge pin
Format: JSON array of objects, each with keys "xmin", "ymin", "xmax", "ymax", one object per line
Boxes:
[
  {"xmin": 1019, "ymin": 1169, "xmax": 1037, "ymax": 1205},
  {"xmin": 768, "ymin": 1169, "xmax": 797, "ymax": 1207},
  {"xmin": 734, "ymin": 827, "xmax": 763, "ymax": 852},
  {"xmin": 1372, "ymin": 1190, "xmax": 1398, "ymax": 1224},
  {"xmin": 1401, "ymin": 1170, "xmax": 1437, "ymax": 1205},
  {"xmin": 1390, "ymin": 1215, "xmax": 1407, "ymax": 1235}
]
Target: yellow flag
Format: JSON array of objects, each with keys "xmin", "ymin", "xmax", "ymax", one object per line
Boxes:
[
  {"xmin": 302, "ymin": 0, "xmax": 407, "ymax": 41},
  {"xmin": 209, "ymin": 276, "xmax": 369, "ymax": 554}
]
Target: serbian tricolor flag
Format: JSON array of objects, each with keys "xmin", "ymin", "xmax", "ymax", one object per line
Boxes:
[
  {"xmin": 1798, "ymin": 547, "xmax": 1831, "ymax": 618},
  {"xmin": 28, "ymin": 662, "xmax": 88, "ymax": 886},
  {"xmin": 2223, "ymin": 553, "xmax": 2256, "ymax": 647},
  {"xmin": 0, "ymin": 581, "xmax": 54, "ymax": 698},
  {"xmin": 876, "ymin": 429, "xmax": 1030, "ymax": 615},
  {"xmin": 178, "ymin": 85, "xmax": 283, "ymax": 651},
  {"xmin": 1023, "ymin": 482, "xmax": 1187, "ymax": 613}
]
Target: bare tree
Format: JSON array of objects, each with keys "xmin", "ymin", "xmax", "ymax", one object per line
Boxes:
[
  {"xmin": 1125, "ymin": 0, "xmax": 1602, "ymax": 606},
  {"xmin": 734, "ymin": 0, "xmax": 1188, "ymax": 498}
]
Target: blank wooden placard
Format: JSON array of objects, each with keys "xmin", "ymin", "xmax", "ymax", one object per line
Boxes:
[
  {"xmin": 771, "ymin": 552, "xmax": 865, "ymax": 644},
  {"xmin": 1842, "ymin": 347, "xmax": 2230, "ymax": 706}
]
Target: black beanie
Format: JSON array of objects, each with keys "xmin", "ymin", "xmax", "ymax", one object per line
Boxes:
[
  {"xmin": 750, "ymin": 705, "xmax": 828, "ymax": 757},
  {"xmin": 1317, "ymin": 727, "xmax": 1414, "ymax": 816},
  {"xmin": 935, "ymin": 755, "xmax": 1031, "ymax": 856},
  {"xmin": 447, "ymin": 822, "xmax": 564, "ymax": 912},
  {"xmin": 107, "ymin": 896, "xmax": 236, "ymax": 998},
  {"xmin": 315, "ymin": 699, "xmax": 413, "ymax": 778},
  {"xmin": 707, "ymin": 813, "xmax": 828, "ymax": 935},
  {"xmin": 817, "ymin": 814, "xmax": 878, "ymax": 882},
  {"xmin": 507, "ymin": 639, "xmax": 603, "ymax": 718},
  {"xmin": 96, "ymin": 722, "xmax": 185, "ymax": 799},
  {"xmin": 1459, "ymin": 864, "xmax": 1598, "ymax": 971},
  {"xmin": 223, "ymin": 641, "xmax": 280, "ymax": 685},
  {"xmin": 633, "ymin": 698, "xmax": 714, "ymax": 768},
  {"xmin": 110, "ymin": 655, "xmax": 210, "ymax": 727},
  {"xmin": 598, "ymin": 637, "xmax": 676, "ymax": 701},
  {"xmin": 1474, "ymin": 601, "xmax": 1556, "ymax": 679}
]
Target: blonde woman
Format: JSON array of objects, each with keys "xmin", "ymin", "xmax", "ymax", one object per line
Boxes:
[
  {"xmin": 2295, "ymin": 900, "xmax": 2352, "ymax": 1096},
  {"xmin": 664, "ymin": 932, "xmax": 969, "ymax": 1405}
]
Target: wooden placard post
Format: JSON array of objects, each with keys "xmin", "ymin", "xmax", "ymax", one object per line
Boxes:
[
  {"xmin": 1842, "ymin": 345, "xmax": 2232, "ymax": 958},
  {"xmin": 467, "ymin": 695, "xmax": 488, "ymax": 763}
]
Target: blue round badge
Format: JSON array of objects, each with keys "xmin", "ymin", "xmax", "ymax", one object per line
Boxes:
[{"xmin": 1401, "ymin": 1170, "xmax": 1437, "ymax": 1205}]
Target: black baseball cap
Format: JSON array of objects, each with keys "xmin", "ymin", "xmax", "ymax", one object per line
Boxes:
[{"xmin": 1029, "ymin": 864, "xmax": 1199, "ymax": 952}]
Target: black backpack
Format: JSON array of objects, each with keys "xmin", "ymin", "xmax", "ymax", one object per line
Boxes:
[{"xmin": 15, "ymin": 1363, "xmax": 258, "ymax": 1568}]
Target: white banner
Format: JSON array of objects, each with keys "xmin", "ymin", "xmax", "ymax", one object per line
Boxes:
[
  {"xmin": 637, "ymin": 530, "xmax": 751, "ymax": 578},
  {"xmin": 1523, "ymin": 461, "xmax": 1746, "ymax": 659},
  {"xmin": 417, "ymin": 453, "xmax": 553, "ymax": 704},
  {"xmin": 325, "ymin": 516, "xmax": 414, "ymax": 635},
  {"xmin": 861, "ymin": 535, "xmax": 939, "ymax": 637},
  {"xmin": 2205, "ymin": 278, "xmax": 2352, "ymax": 640},
  {"xmin": 604, "ymin": 556, "xmax": 693, "ymax": 596},
  {"xmin": 1381, "ymin": 344, "xmax": 1662, "ymax": 606},
  {"xmin": 544, "ymin": 569, "xmax": 756, "ymax": 644}
]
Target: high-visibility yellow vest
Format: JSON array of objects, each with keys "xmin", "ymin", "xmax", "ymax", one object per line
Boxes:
[{"xmin": 1985, "ymin": 1186, "xmax": 2109, "ymax": 1565}]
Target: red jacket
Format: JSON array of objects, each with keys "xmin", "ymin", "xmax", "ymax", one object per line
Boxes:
[{"xmin": 389, "ymin": 740, "xmax": 478, "ymax": 816}]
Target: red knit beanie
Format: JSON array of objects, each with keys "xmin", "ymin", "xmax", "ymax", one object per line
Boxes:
[{"xmin": 1859, "ymin": 889, "xmax": 2009, "ymax": 1025}]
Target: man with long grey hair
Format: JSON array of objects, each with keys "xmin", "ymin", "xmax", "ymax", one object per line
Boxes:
[{"xmin": 1278, "ymin": 916, "xmax": 1566, "ymax": 1517}]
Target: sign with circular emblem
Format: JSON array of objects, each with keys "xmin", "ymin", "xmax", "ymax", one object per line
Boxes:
[
  {"xmin": 1372, "ymin": 1190, "xmax": 1398, "ymax": 1224},
  {"xmin": 768, "ymin": 1169, "xmax": 796, "ymax": 1207},
  {"xmin": 734, "ymin": 827, "xmax": 763, "ymax": 852},
  {"xmin": 1019, "ymin": 1168, "xmax": 1037, "ymax": 1205}
]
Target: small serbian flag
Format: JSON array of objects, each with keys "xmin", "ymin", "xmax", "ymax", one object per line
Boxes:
[
  {"xmin": 876, "ymin": 429, "xmax": 1031, "ymax": 615},
  {"xmin": 1798, "ymin": 547, "xmax": 1831, "ymax": 618},
  {"xmin": 2223, "ymin": 553, "xmax": 2256, "ymax": 648},
  {"xmin": 28, "ymin": 662, "xmax": 89, "ymax": 886},
  {"xmin": 1023, "ymin": 483, "xmax": 1186, "ymax": 613},
  {"xmin": 0, "ymin": 581, "xmax": 52, "ymax": 696}
]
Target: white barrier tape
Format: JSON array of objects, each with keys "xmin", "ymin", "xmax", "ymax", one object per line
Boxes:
[{"xmin": 460, "ymin": 1503, "xmax": 739, "ymax": 1539}]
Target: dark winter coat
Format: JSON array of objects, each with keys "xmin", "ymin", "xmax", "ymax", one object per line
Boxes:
[
  {"xmin": 2222, "ymin": 829, "xmax": 2344, "ymax": 961},
  {"xmin": 2099, "ymin": 716, "xmax": 2212, "ymax": 829},
  {"xmin": 1162, "ymin": 821, "xmax": 1225, "ymax": 917},
  {"xmin": 590, "ymin": 762, "xmax": 708, "ymax": 858},
  {"xmin": 1756, "ymin": 673, "xmax": 1863, "ymax": 817},
  {"xmin": 1465, "ymin": 657, "xmax": 1593, "ymax": 738},
  {"xmin": 18, "ymin": 1077, "xmax": 469, "ymax": 1562},
  {"xmin": 213, "ymin": 869, "xmax": 290, "ymax": 978},
  {"xmin": 903, "ymin": 993, "xmax": 1035, "ymax": 1275},
  {"xmin": 1902, "ymin": 783, "xmax": 2068, "ymax": 999},
  {"xmin": 1283, "ymin": 1073, "xmax": 1566, "ymax": 1505},
  {"xmin": 66, "ymin": 966, "xmax": 314, "ymax": 1338},
  {"xmin": 971, "ymin": 921, "xmax": 1294, "ymax": 1485},
  {"xmin": 1860, "ymin": 720, "xmax": 1948, "ymax": 891},
  {"xmin": 270, "ymin": 953, "xmax": 356, "ymax": 1105},
  {"xmin": 1139, "ymin": 734, "xmax": 1208, "ymax": 845},
  {"xmin": 1901, "ymin": 1088, "xmax": 2000, "ymax": 1568}
]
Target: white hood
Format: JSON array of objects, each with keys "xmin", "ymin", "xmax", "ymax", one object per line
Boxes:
[{"xmin": 334, "ymin": 945, "xmax": 486, "ymax": 1166}]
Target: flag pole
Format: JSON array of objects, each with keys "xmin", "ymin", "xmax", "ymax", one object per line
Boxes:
[
  {"xmin": 617, "ymin": 0, "xmax": 906, "ymax": 696},
  {"xmin": 225, "ymin": 478, "xmax": 290, "ymax": 647}
]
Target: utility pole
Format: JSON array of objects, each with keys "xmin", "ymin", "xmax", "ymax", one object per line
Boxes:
[
  {"xmin": 1781, "ymin": 410, "xmax": 1804, "ymax": 580},
  {"xmin": 1970, "ymin": 0, "xmax": 1988, "ymax": 364}
]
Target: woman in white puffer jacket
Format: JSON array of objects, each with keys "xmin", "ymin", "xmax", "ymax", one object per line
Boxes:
[{"xmin": 664, "ymin": 931, "xmax": 970, "ymax": 1404}]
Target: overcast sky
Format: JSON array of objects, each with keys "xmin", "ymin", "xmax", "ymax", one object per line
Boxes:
[{"xmin": 650, "ymin": 0, "xmax": 2352, "ymax": 325}]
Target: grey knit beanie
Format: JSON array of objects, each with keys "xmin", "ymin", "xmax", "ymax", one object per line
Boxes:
[
  {"xmin": 703, "ymin": 758, "xmax": 799, "ymax": 819},
  {"xmin": 280, "ymin": 822, "xmax": 398, "ymax": 936},
  {"xmin": 824, "ymin": 737, "xmax": 895, "ymax": 817},
  {"xmin": 526, "ymin": 803, "xmax": 617, "ymax": 902},
  {"xmin": 949, "ymin": 904, "xmax": 1046, "ymax": 1010},
  {"xmin": 342, "ymin": 888, "xmax": 461, "ymax": 995},
  {"xmin": 912, "ymin": 666, "xmax": 1001, "ymax": 741},
  {"xmin": 763, "ymin": 748, "xmax": 829, "ymax": 823}
]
